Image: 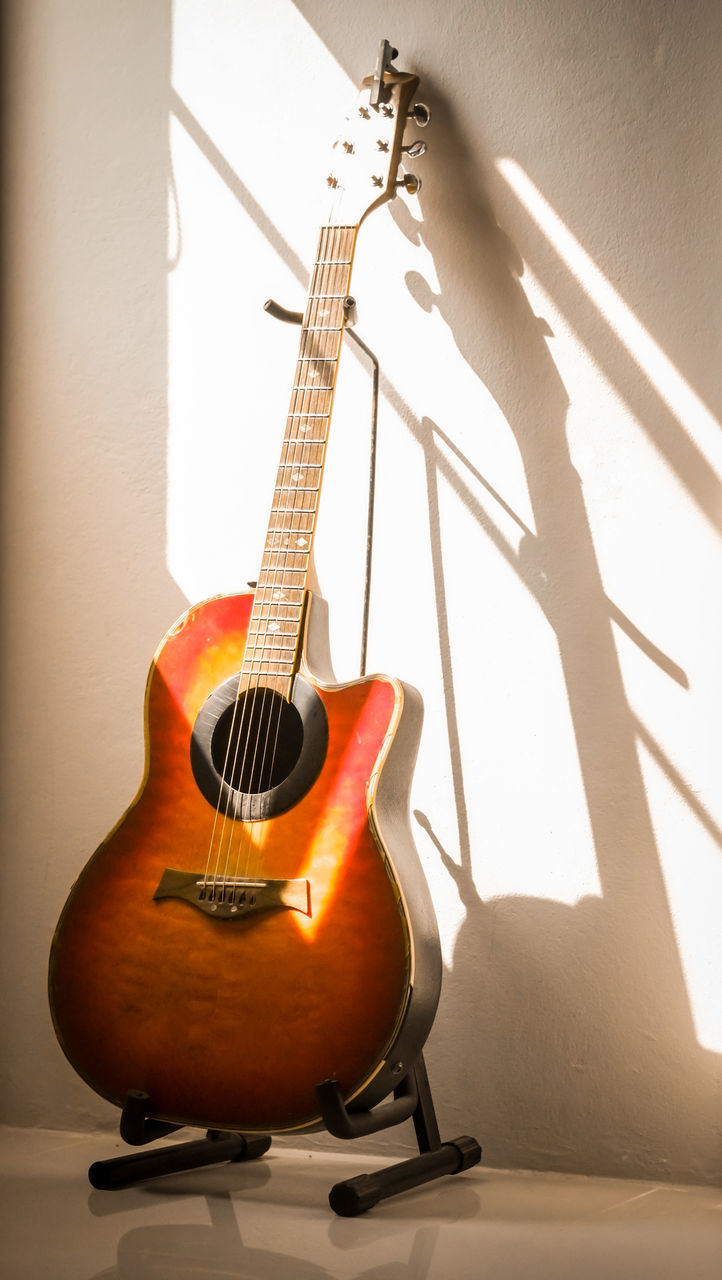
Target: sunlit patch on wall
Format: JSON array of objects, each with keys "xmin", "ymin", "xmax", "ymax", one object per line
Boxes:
[
  {"xmin": 637, "ymin": 733, "xmax": 722, "ymax": 1054},
  {"xmin": 496, "ymin": 158, "xmax": 722, "ymax": 481},
  {"xmin": 167, "ymin": 0, "xmax": 354, "ymax": 603}
]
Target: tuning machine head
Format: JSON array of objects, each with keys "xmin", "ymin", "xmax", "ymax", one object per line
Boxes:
[
  {"xmin": 402, "ymin": 139, "xmax": 427, "ymax": 158},
  {"xmin": 407, "ymin": 102, "xmax": 431, "ymax": 127},
  {"xmin": 397, "ymin": 172, "xmax": 422, "ymax": 196}
]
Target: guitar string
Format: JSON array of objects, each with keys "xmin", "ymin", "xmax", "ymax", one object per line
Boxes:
[
  {"xmin": 203, "ymin": 91, "xmax": 386, "ymax": 903},
  {"xmin": 208, "ymin": 67, "xmax": 390, "ymax": 897},
  {"xmin": 234, "ymin": 225, "xmax": 338, "ymax": 859},
  {"xmin": 196, "ymin": 237, "xmax": 325, "ymax": 899},
  {"xmin": 226, "ymin": 221, "xmax": 352, "ymax": 894},
  {"xmin": 251, "ymin": 223, "xmax": 350, "ymax": 830},
  {"xmin": 226, "ymin": 223, "xmax": 347, "ymax": 891},
  {"xmin": 205, "ymin": 205, "xmax": 353, "ymax": 897},
  {"xmin": 248, "ymin": 233, "xmax": 334, "ymax": 805},
  {"xmin": 214, "ymin": 223, "xmax": 338, "ymax": 894}
]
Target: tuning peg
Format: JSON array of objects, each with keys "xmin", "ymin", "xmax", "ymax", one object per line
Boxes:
[
  {"xmin": 408, "ymin": 102, "xmax": 431, "ymax": 127},
  {"xmin": 402, "ymin": 140, "xmax": 427, "ymax": 158},
  {"xmin": 397, "ymin": 173, "xmax": 422, "ymax": 196}
]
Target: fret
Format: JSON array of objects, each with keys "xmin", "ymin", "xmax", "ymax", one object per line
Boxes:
[
  {"xmin": 251, "ymin": 623, "xmax": 303, "ymax": 634},
  {"xmin": 251, "ymin": 625, "xmax": 304, "ymax": 642},
  {"xmin": 261, "ymin": 565, "xmax": 308, "ymax": 576},
  {"xmin": 286, "ymin": 413, "xmax": 329, "ymax": 419},
  {"xmin": 254, "ymin": 604, "xmax": 306, "ymax": 617},
  {"xmin": 249, "ymin": 609, "xmax": 303, "ymax": 623},
  {"xmin": 243, "ymin": 659, "xmax": 295, "ymax": 672},
  {"xmin": 262, "ymin": 565, "xmax": 309, "ymax": 576},
  {"xmin": 245, "ymin": 632, "xmax": 299, "ymax": 644},
  {"xmin": 260, "ymin": 566, "xmax": 309, "ymax": 577},
  {"xmin": 253, "ymin": 589, "xmax": 305, "ymax": 602},
  {"xmin": 244, "ymin": 640, "xmax": 297, "ymax": 650},
  {"xmin": 291, "ymin": 386, "xmax": 333, "ymax": 392},
  {"xmin": 246, "ymin": 633, "xmax": 299, "ymax": 644},
  {"xmin": 244, "ymin": 649, "xmax": 297, "ymax": 661},
  {"xmin": 283, "ymin": 438, "xmax": 327, "ymax": 445},
  {"xmin": 252, "ymin": 609, "xmax": 303, "ymax": 622},
  {"xmin": 271, "ymin": 506, "xmax": 317, "ymax": 517},
  {"xmin": 266, "ymin": 525, "xmax": 314, "ymax": 538},
  {"xmin": 262, "ymin": 543, "xmax": 311, "ymax": 554},
  {"xmin": 258, "ymin": 566, "xmax": 307, "ymax": 575},
  {"xmin": 252, "ymin": 591, "xmax": 304, "ymax": 603},
  {"xmin": 260, "ymin": 575, "xmax": 309, "ymax": 584},
  {"xmin": 246, "ymin": 629, "xmax": 299, "ymax": 643},
  {"xmin": 274, "ymin": 487, "xmax": 319, "ymax": 494},
  {"xmin": 247, "ymin": 646, "xmax": 299, "ymax": 656},
  {"xmin": 254, "ymin": 601, "xmax": 306, "ymax": 615},
  {"xmin": 302, "ymin": 326, "xmax": 343, "ymax": 332},
  {"xmin": 256, "ymin": 565, "xmax": 308, "ymax": 574},
  {"xmin": 314, "ymin": 259, "xmax": 352, "ymax": 265},
  {"xmin": 264, "ymin": 531, "xmax": 314, "ymax": 542},
  {"xmin": 252, "ymin": 612, "xmax": 303, "ymax": 625}
]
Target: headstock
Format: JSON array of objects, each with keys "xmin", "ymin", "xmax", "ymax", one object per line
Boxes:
[{"xmin": 325, "ymin": 40, "xmax": 429, "ymax": 227}]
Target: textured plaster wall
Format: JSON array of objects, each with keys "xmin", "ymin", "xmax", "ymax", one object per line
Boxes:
[{"xmin": 2, "ymin": 0, "xmax": 721, "ymax": 1185}]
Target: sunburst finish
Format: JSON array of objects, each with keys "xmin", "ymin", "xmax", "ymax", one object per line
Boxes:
[
  {"xmin": 50, "ymin": 594, "xmax": 429, "ymax": 1132},
  {"xmin": 49, "ymin": 55, "xmax": 440, "ymax": 1137}
]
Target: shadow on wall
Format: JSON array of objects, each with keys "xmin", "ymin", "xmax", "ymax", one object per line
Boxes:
[
  {"xmin": 389, "ymin": 86, "xmax": 720, "ymax": 1185},
  {"xmin": 0, "ymin": 1, "xmax": 190, "ymax": 1130},
  {"xmin": 168, "ymin": 32, "xmax": 721, "ymax": 1182}
]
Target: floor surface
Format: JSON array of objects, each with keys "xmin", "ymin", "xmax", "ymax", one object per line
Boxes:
[{"xmin": 1, "ymin": 1125, "xmax": 720, "ymax": 1279}]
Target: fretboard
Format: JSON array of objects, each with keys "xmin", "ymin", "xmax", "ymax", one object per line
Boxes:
[{"xmin": 242, "ymin": 224, "xmax": 358, "ymax": 696}]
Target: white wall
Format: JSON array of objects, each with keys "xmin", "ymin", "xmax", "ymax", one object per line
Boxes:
[{"xmin": 2, "ymin": 0, "xmax": 720, "ymax": 1184}]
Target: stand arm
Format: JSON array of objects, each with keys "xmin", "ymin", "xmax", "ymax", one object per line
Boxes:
[{"xmin": 316, "ymin": 1070, "xmax": 418, "ymax": 1139}]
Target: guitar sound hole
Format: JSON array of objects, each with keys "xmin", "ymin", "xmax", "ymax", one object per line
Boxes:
[
  {"xmin": 211, "ymin": 689, "xmax": 304, "ymax": 795},
  {"xmin": 191, "ymin": 672, "xmax": 328, "ymax": 820}
]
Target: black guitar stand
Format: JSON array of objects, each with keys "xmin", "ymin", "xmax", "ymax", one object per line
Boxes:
[
  {"xmin": 87, "ymin": 297, "xmax": 482, "ymax": 1214},
  {"xmin": 88, "ymin": 1055, "xmax": 480, "ymax": 1216}
]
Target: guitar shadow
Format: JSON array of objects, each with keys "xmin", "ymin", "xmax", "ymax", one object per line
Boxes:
[{"xmin": 388, "ymin": 86, "xmax": 721, "ymax": 1182}]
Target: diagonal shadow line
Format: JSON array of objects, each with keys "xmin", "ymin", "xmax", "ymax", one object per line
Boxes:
[
  {"xmin": 418, "ymin": 420, "xmax": 473, "ymax": 874},
  {"xmin": 169, "ymin": 85, "xmax": 699, "ymax": 876},
  {"xmin": 170, "ymin": 88, "xmax": 309, "ymax": 289},
  {"xmin": 633, "ymin": 715, "xmax": 722, "ymax": 851},
  {"xmin": 431, "ymin": 419, "xmax": 688, "ymax": 687},
  {"xmin": 606, "ymin": 602, "xmax": 688, "ymax": 689},
  {"xmin": 169, "ymin": 84, "xmax": 689, "ymax": 692},
  {"xmin": 497, "ymin": 159, "xmax": 721, "ymax": 436},
  {"xmin": 496, "ymin": 176, "xmax": 722, "ymax": 538}
]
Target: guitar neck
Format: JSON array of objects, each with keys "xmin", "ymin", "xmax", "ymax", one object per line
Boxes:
[{"xmin": 242, "ymin": 223, "xmax": 359, "ymax": 696}]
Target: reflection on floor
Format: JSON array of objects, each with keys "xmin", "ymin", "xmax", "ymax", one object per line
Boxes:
[{"xmin": 1, "ymin": 1125, "xmax": 720, "ymax": 1279}]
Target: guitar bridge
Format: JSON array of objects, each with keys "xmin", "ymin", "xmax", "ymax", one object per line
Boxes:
[{"xmin": 153, "ymin": 868, "xmax": 311, "ymax": 920}]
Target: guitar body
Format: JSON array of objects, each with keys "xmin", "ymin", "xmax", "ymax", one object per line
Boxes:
[{"xmin": 49, "ymin": 592, "xmax": 441, "ymax": 1133}]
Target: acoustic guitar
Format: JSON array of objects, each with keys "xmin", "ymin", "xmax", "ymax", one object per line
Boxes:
[{"xmin": 49, "ymin": 46, "xmax": 441, "ymax": 1135}]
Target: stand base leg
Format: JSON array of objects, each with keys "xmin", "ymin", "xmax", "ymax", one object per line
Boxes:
[
  {"xmin": 88, "ymin": 1131, "xmax": 271, "ymax": 1191},
  {"xmin": 86, "ymin": 1059, "xmax": 481, "ymax": 1213},
  {"xmin": 328, "ymin": 1135, "xmax": 482, "ymax": 1217}
]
